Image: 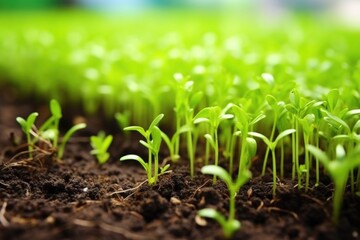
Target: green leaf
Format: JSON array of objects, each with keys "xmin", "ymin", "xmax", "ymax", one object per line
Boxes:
[
  {"xmin": 322, "ymin": 110, "xmax": 350, "ymax": 133},
  {"xmin": 201, "ymin": 165, "xmax": 232, "ymax": 187},
  {"xmin": 140, "ymin": 140, "xmax": 155, "ymax": 153},
  {"xmin": 307, "ymin": 145, "xmax": 330, "ymax": 169},
  {"xmin": 151, "ymin": 126, "xmax": 162, "ymax": 153},
  {"xmin": 327, "ymin": 89, "xmax": 339, "ymax": 111},
  {"xmin": 234, "ymin": 169, "xmax": 251, "ymax": 192},
  {"xmin": 289, "ymin": 89, "xmax": 300, "ymax": 107},
  {"xmin": 120, "ymin": 154, "xmax": 148, "ymax": 172},
  {"xmin": 58, "ymin": 123, "xmax": 86, "ymax": 158},
  {"xmin": 124, "ymin": 126, "xmax": 146, "ymax": 137},
  {"xmin": 336, "ymin": 144, "xmax": 346, "ymax": 160},
  {"xmin": 160, "ymin": 164, "xmax": 170, "ymax": 174},
  {"xmin": 274, "ymin": 129, "xmax": 296, "ymax": 145},
  {"xmin": 190, "ymin": 91, "xmax": 203, "ymax": 108},
  {"xmin": 246, "ymin": 137, "xmax": 257, "ymax": 159},
  {"xmin": 197, "ymin": 208, "xmax": 227, "ymax": 228},
  {"xmin": 148, "ymin": 113, "xmax": 164, "ymax": 132},
  {"xmin": 194, "ymin": 117, "xmax": 210, "ymax": 124},
  {"xmin": 250, "ymin": 112, "xmax": 266, "ymax": 125},
  {"xmin": 50, "ymin": 99, "xmax": 62, "ymax": 118},
  {"xmin": 16, "ymin": 117, "xmax": 27, "ymax": 132},
  {"xmin": 204, "ymin": 134, "xmax": 215, "ymax": 149},
  {"xmin": 248, "ymin": 132, "xmax": 271, "ymax": 147},
  {"xmin": 266, "ymin": 95, "xmax": 278, "ymax": 110}
]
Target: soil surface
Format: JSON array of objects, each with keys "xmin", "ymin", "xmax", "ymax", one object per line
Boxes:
[{"xmin": 1, "ymin": 92, "xmax": 360, "ymax": 240}]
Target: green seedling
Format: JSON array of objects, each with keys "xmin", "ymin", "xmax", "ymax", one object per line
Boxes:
[
  {"xmin": 120, "ymin": 114, "xmax": 168, "ymax": 185},
  {"xmin": 16, "ymin": 112, "xmax": 39, "ymax": 157},
  {"xmin": 57, "ymin": 123, "xmax": 86, "ymax": 159},
  {"xmin": 262, "ymin": 95, "xmax": 285, "ymax": 176},
  {"xmin": 249, "ymin": 129, "xmax": 296, "ymax": 197},
  {"xmin": 194, "ymin": 106, "xmax": 233, "ymax": 183},
  {"xmin": 39, "ymin": 99, "xmax": 86, "ymax": 159},
  {"xmin": 90, "ymin": 131, "xmax": 113, "ymax": 164},
  {"xmin": 173, "ymin": 76, "xmax": 203, "ymax": 177},
  {"xmin": 39, "ymin": 99, "xmax": 62, "ymax": 148},
  {"xmin": 198, "ymin": 165, "xmax": 251, "ymax": 238},
  {"xmin": 322, "ymin": 108, "xmax": 360, "ymax": 192},
  {"xmin": 307, "ymin": 144, "xmax": 360, "ymax": 224},
  {"xmin": 160, "ymin": 125, "xmax": 192, "ymax": 162},
  {"xmin": 16, "ymin": 100, "xmax": 86, "ymax": 160}
]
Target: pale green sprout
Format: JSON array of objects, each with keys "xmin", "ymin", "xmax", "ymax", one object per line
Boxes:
[
  {"xmin": 249, "ymin": 129, "xmax": 296, "ymax": 197},
  {"xmin": 173, "ymin": 76, "xmax": 203, "ymax": 177},
  {"xmin": 39, "ymin": 99, "xmax": 86, "ymax": 159},
  {"xmin": 120, "ymin": 114, "xmax": 169, "ymax": 185},
  {"xmin": 228, "ymin": 103, "xmax": 265, "ymax": 176},
  {"xmin": 323, "ymin": 108, "xmax": 360, "ymax": 192},
  {"xmin": 193, "ymin": 106, "xmax": 233, "ymax": 183},
  {"xmin": 160, "ymin": 125, "xmax": 192, "ymax": 162},
  {"xmin": 16, "ymin": 112, "xmax": 39, "ymax": 158},
  {"xmin": 90, "ymin": 131, "xmax": 113, "ymax": 164},
  {"xmin": 307, "ymin": 144, "xmax": 360, "ymax": 224},
  {"xmin": 198, "ymin": 165, "xmax": 251, "ymax": 238},
  {"xmin": 261, "ymin": 95, "xmax": 285, "ymax": 176},
  {"xmin": 16, "ymin": 100, "xmax": 86, "ymax": 160},
  {"xmin": 39, "ymin": 99, "xmax": 62, "ymax": 148},
  {"xmin": 57, "ymin": 123, "xmax": 87, "ymax": 159}
]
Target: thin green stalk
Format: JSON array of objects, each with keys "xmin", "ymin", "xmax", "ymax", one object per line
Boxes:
[
  {"xmin": 304, "ymin": 133, "xmax": 310, "ymax": 192},
  {"xmin": 271, "ymin": 149, "xmax": 277, "ymax": 197},
  {"xmin": 237, "ymin": 135, "xmax": 247, "ymax": 179},
  {"xmin": 347, "ymin": 139, "xmax": 354, "ymax": 193},
  {"xmin": 315, "ymin": 135, "xmax": 320, "ymax": 186},
  {"xmin": 187, "ymin": 130, "xmax": 194, "ymax": 178},
  {"xmin": 333, "ymin": 182, "xmax": 346, "ymax": 224},
  {"xmin": 213, "ymin": 130, "xmax": 219, "ymax": 184},
  {"xmin": 228, "ymin": 188, "xmax": 236, "ymax": 222},
  {"xmin": 174, "ymin": 116, "xmax": 180, "ymax": 157},
  {"xmin": 148, "ymin": 143, "xmax": 153, "ymax": 183},
  {"xmin": 295, "ymin": 119, "xmax": 302, "ymax": 189},
  {"xmin": 280, "ymin": 141, "xmax": 284, "ymax": 178},
  {"xmin": 154, "ymin": 154, "xmax": 159, "ymax": 183},
  {"xmin": 229, "ymin": 133, "xmax": 237, "ymax": 174},
  {"xmin": 262, "ymin": 116, "xmax": 277, "ymax": 176},
  {"xmin": 291, "ymin": 117, "xmax": 296, "ymax": 180}
]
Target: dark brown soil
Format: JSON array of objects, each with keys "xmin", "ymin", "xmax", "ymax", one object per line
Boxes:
[{"xmin": 1, "ymin": 95, "xmax": 360, "ymax": 240}]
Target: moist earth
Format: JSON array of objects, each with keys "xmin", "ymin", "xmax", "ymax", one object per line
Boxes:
[{"xmin": 0, "ymin": 95, "xmax": 360, "ymax": 240}]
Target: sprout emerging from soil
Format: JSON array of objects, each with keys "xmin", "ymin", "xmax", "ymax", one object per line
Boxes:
[
  {"xmin": 90, "ymin": 131, "xmax": 113, "ymax": 164},
  {"xmin": 198, "ymin": 165, "xmax": 251, "ymax": 238},
  {"xmin": 120, "ymin": 114, "xmax": 170, "ymax": 185}
]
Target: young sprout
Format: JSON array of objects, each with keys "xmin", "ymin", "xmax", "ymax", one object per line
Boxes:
[
  {"xmin": 57, "ymin": 123, "xmax": 86, "ymax": 159},
  {"xmin": 173, "ymin": 77, "xmax": 203, "ymax": 177},
  {"xmin": 90, "ymin": 131, "xmax": 113, "ymax": 164},
  {"xmin": 249, "ymin": 129, "xmax": 296, "ymax": 197},
  {"xmin": 120, "ymin": 114, "xmax": 168, "ymax": 185},
  {"xmin": 160, "ymin": 125, "xmax": 192, "ymax": 162},
  {"xmin": 307, "ymin": 144, "xmax": 360, "ymax": 224},
  {"xmin": 193, "ymin": 106, "xmax": 233, "ymax": 183},
  {"xmin": 198, "ymin": 165, "xmax": 251, "ymax": 238},
  {"xmin": 16, "ymin": 112, "xmax": 39, "ymax": 157},
  {"xmin": 261, "ymin": 94, "xmax": 285, "ymax": 176},
  {"xmin": 228, "ymin": 103, "xmax": 265, "ymax": 176},
  {"xmin": 16, "ymin": 100, "xmax": 86, "ymax": 160},
  {"xmin": 39, "ymin": 99, "xmax": 62, "ymax": 148}
]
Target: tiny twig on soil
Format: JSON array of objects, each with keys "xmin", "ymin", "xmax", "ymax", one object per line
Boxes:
[
  {"xmin": 191, "ymin": 179, "xmax": 212, "ymax": 198},
  {"xmin": 109, "ymin": 179, "xmax": 148, "ymax": 196},
  {"xmin": 73, "ymin": 219, "xmax": 155, "ymax": 240},
  {"xmin": 266, "ymin": 207, "xmax": 299, "ymax": 220},
  {"xmin": 0, "ymin": 181, "xmax": 10, "ymax": 187},
  {"xmin": 0, "ymin": 202, "xmax": 10, "ymax": 227}
]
